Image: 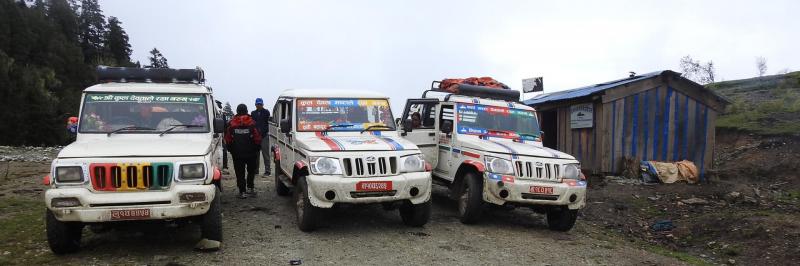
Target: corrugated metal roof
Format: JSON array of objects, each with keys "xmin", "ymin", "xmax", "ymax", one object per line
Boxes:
[{"xmin": 523, "ymin": 70, "xmax": 667, "ymax": 106}]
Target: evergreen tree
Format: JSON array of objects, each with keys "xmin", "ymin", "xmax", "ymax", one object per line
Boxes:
[
  {"xmin": 78, "ymin": 0, "xmax": 106, "ymax": 64},
  {"xmin": 223, "ymin": 102, "xmax": 234, "ymax": 118},
  {"xmin": 103, "ymin": 16, "xmax": 132, "ymax": 66},
  {"xmin": 147, "ymin": 47, "xmax": 169, "ymax": 68}
]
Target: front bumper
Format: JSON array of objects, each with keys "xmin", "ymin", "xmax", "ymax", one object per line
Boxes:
[
  {"xmin": 483, "ymin": 173, "xmax": 586, "ymax": 210},
  {"xmin": 45, "ymin": 185, "xmax": 216, "ymax": 222},
  {"xmin": 306, "ymin": 172, "xmax": 431, "ymax": 208}
]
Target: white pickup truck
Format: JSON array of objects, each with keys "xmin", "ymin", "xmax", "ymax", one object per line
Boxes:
[
  {"xmin": 268, "ymin": 90, "xmax": 432, "ymax": 231},
  {"xmin": 43, "ymin": 67, "xmax": 224, "ymax": 253},
  {"xmin": 398, "ymin": 83, "xmax": 586, "ymax": 231}
]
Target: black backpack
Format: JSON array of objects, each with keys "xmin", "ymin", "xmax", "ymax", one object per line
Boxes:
[{"xmin": 230, "ymin": 124, "xmax": 258, "ymax": 157}]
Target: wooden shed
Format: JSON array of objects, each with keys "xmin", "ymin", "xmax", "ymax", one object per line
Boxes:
[{"xmin": 524, "ymin": 70, "xmax": 729, "ymax": 180}]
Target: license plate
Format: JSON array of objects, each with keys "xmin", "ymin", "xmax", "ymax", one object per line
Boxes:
[
  {"xmin": 530, "ymin": 186, "xmax": 554, "ymax": 194},
  {"xmin": 356, "ymin": 181, "xmax": 392, "ymax": 191},
  {"xmin": 110, "ymin": 208, "xmax": 151, "ymax": 220}
]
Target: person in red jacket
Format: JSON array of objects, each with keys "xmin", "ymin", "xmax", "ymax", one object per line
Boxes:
[{"xmin": 224, "ymin": 104, "xmax": 262, "ymax": 199}]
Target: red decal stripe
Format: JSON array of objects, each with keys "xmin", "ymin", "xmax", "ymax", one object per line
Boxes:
[
  {"xmin": 461, "ymin": 151, "xmax": 481, "ymax": 159},
  {"xmin": 316, "ymin": 132, "xmax": 342, "ymax": 151}
]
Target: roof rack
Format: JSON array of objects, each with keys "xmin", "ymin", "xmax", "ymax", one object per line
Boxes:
[
  {"xmin": 97, "ymin": 66, "xmax": 205, "ymax": 84},
  {"xmin": 426, "ymin": 80, "xmax": 520, "ymax": 102}
]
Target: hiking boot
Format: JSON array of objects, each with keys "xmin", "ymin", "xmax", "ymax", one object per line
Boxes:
[
  {"xmin": 247, "ymin": 187, "xmax": 257, "ymax": 197},
  {"xmin": 238, "ymin": 192, "xmax": 248, "ymax": 199}
]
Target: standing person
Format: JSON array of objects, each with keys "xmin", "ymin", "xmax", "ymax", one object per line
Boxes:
[
  {"xmin": 224, "ymin": 104, "xmax": 262, "ymax": 199},
  {"xmin": 250, "ymin": 98, "xmax": 271, "ymax": 176}
]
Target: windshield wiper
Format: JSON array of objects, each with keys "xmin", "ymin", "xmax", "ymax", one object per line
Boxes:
[
  {"xmin": 360, "ymin": 125, "xmax": 392, "ymax": 133},
  {"xmin": 323, "ymin": 124, "xmax": 354, "ymax": 133},
  {"xmin": 159, "ymin": 124, "xmax": 203, "ymax": 136},
  {"xmin": 107, "ymin": 126, "xmax": 156, "ymax": 136}
]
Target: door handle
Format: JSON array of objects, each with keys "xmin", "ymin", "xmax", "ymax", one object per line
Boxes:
[{"xmin": 428, "ymin": 132, "xmax": 436, "ymax": 136}]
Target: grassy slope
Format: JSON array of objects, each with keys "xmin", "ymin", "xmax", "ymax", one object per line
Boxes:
[{"xmin": 708, "ymin": 71, "xmax": 800, "ymax": 135}]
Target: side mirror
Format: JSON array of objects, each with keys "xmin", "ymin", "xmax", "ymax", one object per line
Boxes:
[
  {"xmin": 66, "ymin": 116, "xmax": 78, "ymax": 135},
  {"xmin": 280, "ymin": 119, "xmax": 292, "ymax": 134},
  {"xmin": 441, "ymin": 120, "xmax": 453, "ymax": 134},
  {"xmin": 395, "ymin": 118, "xmax": 401, "ymax": 127},
  {"xmin": 213, "ymin": 118, "xmax": 225, "ymax": 133},
  {"xmin": 402, "ymin": 119, "xmax": 413, "ymax": 132}
]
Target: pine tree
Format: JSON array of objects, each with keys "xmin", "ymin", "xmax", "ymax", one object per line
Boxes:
[
  {"xmin": 223, "ymin": 102, "xmax": 234, "ymax": 118},
  {"xmin": 103, "ymin": 16, "xmax": 132, "ymax": 66},
  {"xmin": 78, "ymin": 0, "xmax": 106, "ymax": 64},
  {"xmin": 147, "ymin": 47, "xmax": 169, "ymax": 68}
]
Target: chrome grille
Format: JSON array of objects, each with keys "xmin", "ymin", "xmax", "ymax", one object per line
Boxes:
[
  {"xmin": 343, "ymin": 156, "xmax": 397, "ymax": 177},
  {"xmin": 515, "ymin": 161, "xmax": 560, "ymax": 180}
]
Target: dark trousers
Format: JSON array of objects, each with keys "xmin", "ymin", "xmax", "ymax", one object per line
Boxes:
[
  {"xmin": 222, "ymin": 146, "xmax": 229, "ymax": 169},
  {"xmin": 233, "ymin": 156, "xmax": 258, "ymax": 192},
  {"xmin": 259, "ymin": 135, "xmax": 270, "ymax": 173}
]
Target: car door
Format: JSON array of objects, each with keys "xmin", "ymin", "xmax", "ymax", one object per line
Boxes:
[
  {"xmin": 276, "ymin": 98, "xmax": 295, "ymax": 174},
  {"xmin": 435, "ymin": 104, "xmax": 455, "ymax": 177},
  {"xmin": 400, "ymin": 98, "xmax": 440, "ymax": 167}
]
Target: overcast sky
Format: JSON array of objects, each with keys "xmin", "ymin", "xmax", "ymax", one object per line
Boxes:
[{"xmin": 101, "ymin": 0, "xmax": 799, "ymax": 115}]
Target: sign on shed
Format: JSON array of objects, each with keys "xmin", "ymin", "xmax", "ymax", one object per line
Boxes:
[{"xmin": 570, "ymin": 104, "xmax": 593, "ymax": 129}]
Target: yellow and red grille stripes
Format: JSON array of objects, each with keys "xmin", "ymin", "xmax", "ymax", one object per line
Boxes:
[{"xmin": 89, "ymin": 162, "xmax": 173, "ymax": 191}]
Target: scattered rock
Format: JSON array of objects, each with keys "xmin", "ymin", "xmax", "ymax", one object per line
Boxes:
[
  {"xmin": 647, "ymin": 196, "xmax": 660, "ymax": 201},
  {"xmin": 194, "ymin": 239, "xmax": 221, "ymax": 252},
  {"xmin": 680, "ymin": 198, "xmax": 709, "ymax": 205},
  {"xmin": 725, "ymin": 192, "xmax": 742, "ymax": 202},
  {"xmin": 290, "ymin": 259, "xmax": 303, "ymax": 265},
  {"xmin": 743, "ymin": 196, "xmax": 758, "ymax": 204},
  {"xmin": 728, "ymin": 259, "xmax": 736, "ymax": 264}
]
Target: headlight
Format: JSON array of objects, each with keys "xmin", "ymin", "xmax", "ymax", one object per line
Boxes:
[
  {"xmin": 180, "ymin": 163, "xmax": 206, "ymax": 179},
  {"xmin": 485, "ymin": 156, "xmax": 514, "ymax": 175},
  {"xmin": 400, "ymin": 154, "xmax": 425, "ymax": 173},
  {"xmin": 55, "ymin": 166, "xmax": 83, "ymax": 183},
  {"xmin": 310, "ymin": 157, "xmax": 342, "ymax": 175},
  {"xmin": 563, "ymin": 164, "xmax": 580, "ymax": 179}
]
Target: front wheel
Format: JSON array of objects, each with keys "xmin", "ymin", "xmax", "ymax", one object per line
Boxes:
[
  {"xmin": 546, "ymin": 207, "xmax": 578, "ymax": 232},
  {"xmin": 457, "ymin": 172, "xmax": 484, "ymax": 224},
  {"xmin": 294, "ymin": 176, "xmax": 321, "ymax": 232},
  {"xmin": 399, "ymin": 201, "xmax": 431, "ymax": 227},
  {"xmin": 201, "ymin": 187, "xmax": 223, "ymax": 241},
  {"xmin": 46, "ymin": 210, "xmax": 83, "ymax": 254}
]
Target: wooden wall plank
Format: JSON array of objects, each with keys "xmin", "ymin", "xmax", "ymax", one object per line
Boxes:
[
  {"xmin": 666, "ymin": 88, "xmax": 676, "ymax": 162},
  {"xmin": 614, "ymin": 99, "xmax": 624, "ymax": 172}
]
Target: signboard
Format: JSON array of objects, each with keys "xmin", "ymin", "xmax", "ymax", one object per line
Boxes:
[
  {"xmin": 570, "ymin": 104, "xmax": 593, "ymax": 129},
  {"xmin": 522, "ymin": 77, "xmax": 543, "ymax": 93}
]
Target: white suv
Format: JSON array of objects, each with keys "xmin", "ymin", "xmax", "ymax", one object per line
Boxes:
[
  {"xmin": 268, "ymin": 90, "xmax": 432, "ymax": 231},
  {"xmin": 44, "ymin": 67, "xmax": 224, "ymax": 253},
  {"xmin": 398, "ymin": 83, "xmax": 586, "ymax": 231}
]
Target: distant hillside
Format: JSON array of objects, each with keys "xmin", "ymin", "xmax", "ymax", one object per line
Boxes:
[{"xmin": 708, "ymin": 71, "xmax": 800, "ymax": 135}]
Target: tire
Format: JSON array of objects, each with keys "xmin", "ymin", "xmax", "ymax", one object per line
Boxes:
[
  {"xmin": 457, "ymin": 172, "xmax": 484, "ymax": 224},
  {"xmin": 399, "ymin": 201, "xmax": 431, "ymax": 227},
  {"xmin": 275, "ymin": 166, "xmax": 291, "ymax": 197},
  {"xmin": 546, "ymin": 207, "xmax": 578, "ymax": 232},
  {"xmin": 46, "ymin": 210, "xmax": 83, "ymax": 254},
  {"xmin": 201, "ymin": 187, "xmax": 223, "ymax": 241},
  {"xmin": 294, "ymin": 176, "xmax": 320, "ymax": 232}
]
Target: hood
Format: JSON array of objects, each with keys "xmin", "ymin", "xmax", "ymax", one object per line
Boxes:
[
  {"xmin": 459, "ymin": 136, "xmax": 575, "ymax": 160},
  {"xmin": 297, "ymin": 133, "xmax": 417, "ymax": 152},
  {"xmin": 59, "ymin": 138, "xmax": 212, "ymax": 158}
]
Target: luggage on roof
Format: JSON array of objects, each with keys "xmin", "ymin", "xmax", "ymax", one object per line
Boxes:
[{"xmin": 431, "ymin": 77, "xmax": 519, "ymax": 102}]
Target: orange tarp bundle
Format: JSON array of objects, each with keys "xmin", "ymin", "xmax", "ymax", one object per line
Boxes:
[
  {"xmin": 439, "ymin": 77, "xmax": 508, "ymax": 93},
  {"xmin": 650, "ymin": 160, "xmax": 699, "ymax": 184}
]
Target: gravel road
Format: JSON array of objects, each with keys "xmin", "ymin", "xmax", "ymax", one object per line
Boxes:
[{"xmin": 0, "ymin": 152, "xmax": 685, "ymax": 265}]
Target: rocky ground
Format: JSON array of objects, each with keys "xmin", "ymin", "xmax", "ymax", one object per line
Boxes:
[
  {"xmin": 2, "ymin": 132, "xmax": 797, "ymax": 266},
  {"xmin": 0, "ymin": 146, "xmax": 687, "ymax": 265}
]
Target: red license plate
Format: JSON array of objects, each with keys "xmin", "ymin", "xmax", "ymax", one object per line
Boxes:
[
  {"xmin": 110, "ymin": 208, "xmax": 151, "ymax": 220},
  {"xmin": 530, "ymin": 186, "xmax": 554, "ymax": 194},
  {"xmin": 356, "ymin": 181, "xmax": 392, "ymax": 191}
]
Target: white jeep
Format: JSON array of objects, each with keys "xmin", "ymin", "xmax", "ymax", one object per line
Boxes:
[
  {"xmin": 268, "ymin": 90, "xmax": 432, "ymax": 231},
  {"xmin": 44, "ymin": 67, "xmax": 224, "ymax": 253},
  {"xmin": 398, "ymin": 82, "xmax": 586, "ymax": 231}
]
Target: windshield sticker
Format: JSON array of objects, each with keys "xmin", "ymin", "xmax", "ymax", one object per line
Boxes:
[
  {"xmin": 298, "ymin": 98, "xmax": 394, "ymax": 132},
  {"xmin": 87, "ymin": 94, "xmax": 205, "ymax": 104},
  {"xmin": 456, "ymin": 103, "xmax": 539, "ymax": 141}
]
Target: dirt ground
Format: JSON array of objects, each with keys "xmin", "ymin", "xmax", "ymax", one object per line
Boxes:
[
  {"xmin": 581, "ymin": 130, "xmax": 800, "ymax": 266},
  {"xmin": 0, "ymin": 150, "xmax": 687, "ymax": 266}
]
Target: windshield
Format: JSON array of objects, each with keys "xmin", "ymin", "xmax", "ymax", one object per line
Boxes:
[
  {"xmin": 456, "ymin": 103, "xmax": 540, "ymax": 139},
  {"xmin": 79, "ymin": 93, "xmax": 209, "ymax": 133},
  {"xmin": 297, "ymin": 98, "xmax": 395, "ymax": 131}
]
